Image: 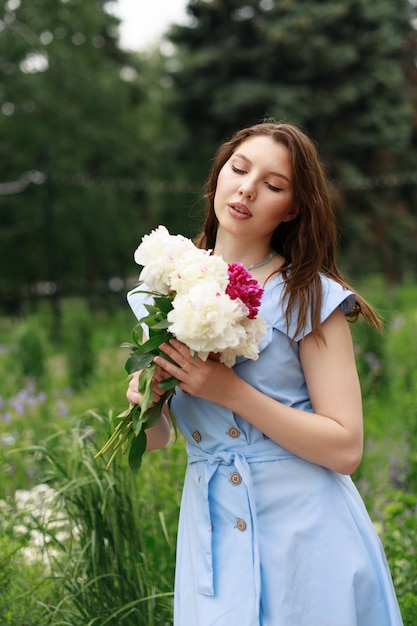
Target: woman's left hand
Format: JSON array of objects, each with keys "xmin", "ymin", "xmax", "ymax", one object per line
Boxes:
[{"xmin": 154, "ymin": 338, "xmax": 235, "ymax": 401}]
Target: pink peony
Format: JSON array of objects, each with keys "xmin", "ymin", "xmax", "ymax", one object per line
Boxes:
[{"xmin": 226, "ymin": 263, "xmax": 264, "ymax": 319}]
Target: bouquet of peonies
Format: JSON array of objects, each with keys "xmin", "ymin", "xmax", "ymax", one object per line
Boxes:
[{"xmin": 94, "ymin": 226, "xmax": 266, "ymax": 472}]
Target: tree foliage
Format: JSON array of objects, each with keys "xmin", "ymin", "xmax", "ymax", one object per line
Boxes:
[
  {"xmin": 0, "ymin": 0, "xmax": 151, "ymax": 308},
  {"xmin": 168, "ymin": 0, "xmax": 413, "ymax": 153},
  {"xmin": 166, "ymin": 0, "xmax": 417, "ymax": 280},
  {"xmin": 1, "ymin": 0, "xmax": 417, "ymax": 312}
]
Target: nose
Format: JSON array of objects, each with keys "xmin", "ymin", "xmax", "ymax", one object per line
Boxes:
[{"xmin": 238, "ymin": 178, "xmax": 256, "ymax": 200}]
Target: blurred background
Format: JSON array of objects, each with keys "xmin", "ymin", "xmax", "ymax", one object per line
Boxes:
[
  {"xmin": 1, "ymin": 2, "xmax": 417, "ymax": 624},
  {"xmin": 2, "ymin": 0, "xmax": 417, "ymax": 318}
]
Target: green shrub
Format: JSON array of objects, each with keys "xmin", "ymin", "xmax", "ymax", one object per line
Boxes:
[
  {"xmin": 384, "ymin": 310, "xmax": 417, "ymax": 395},
  {"xmin": 13, "ymin": 318, "xmax": 48, "ymax": 382},
  {"xmin": 351, "ymin": 318, "xmax": 385, "ymax": 395},
  {"xmin": 64, "ymin": 303, "xmax": 95, "ymax": 390},
  {"xmin": 0, "ymin": 534, "xmax": 53, "ymax": 625},
  {"xmin": 380, "ymin": 492, "xmax": 417, "ymax": 597},
  {"xmin": 399, "ymin": 593, "xmax": 417, "ymax": 626}
]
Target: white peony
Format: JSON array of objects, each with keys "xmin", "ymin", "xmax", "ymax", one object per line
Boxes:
[
  {"xmin": 167, "ymin": 280, "xmax": 248, "ymax": 359},
  {"xmin": 134, "ymin": 225, "xmax": 196, "ymax": 293},
  {"xmin": 168, "ymin": 248, "xmax": 229, "ymax": 296},
  {"xmin": 219, "ymin": 315, "xmax": 267, "ymax": 367}
]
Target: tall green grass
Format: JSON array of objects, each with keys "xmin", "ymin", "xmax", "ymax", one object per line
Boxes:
[{"xmin": 32, "ymin": 414, "xmax": 183, "ymax": 625}]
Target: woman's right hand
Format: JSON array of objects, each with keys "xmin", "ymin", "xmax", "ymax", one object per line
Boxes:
[{"xmin": 126, "ymin": 367, "xmax": 170, "ymax": 407}]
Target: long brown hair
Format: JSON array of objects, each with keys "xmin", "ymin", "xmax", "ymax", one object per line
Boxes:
[{"xmin": 195, "ymin": 120, "xmax": 382, "ymax": 338}]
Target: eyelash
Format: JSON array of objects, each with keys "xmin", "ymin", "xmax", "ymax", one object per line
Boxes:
[
  {"xmin": 266, "ymin": 183, "xmax": 283, "ymax": 192},
  {"xmin": 231, "ymin": 164, "xmax": 283, "ymax": 192},
  {"xmin": 231, "ymin": 164, "xmax": 245, "ymax": 175}
]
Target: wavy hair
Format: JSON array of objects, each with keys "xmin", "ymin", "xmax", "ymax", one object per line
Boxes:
[{"xmin": 194, "ymin": 121, "xmax": 382, "ymax": 337}]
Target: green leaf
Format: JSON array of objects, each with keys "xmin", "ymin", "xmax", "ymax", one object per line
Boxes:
[
  {"xmin": 137, "ymin": 364, "xmax": 156, "ymax": 419},
  {"xmin": 113, "ymin": 406, "xmax": 132, "ymax": 421},
  {"xmin": 129, "ymin": 404, "xmax": 142, "ymax": 433},
  {"xmin": 135, "ymin": 332, "xmax": 171, "ymax": 354},
  {"xmin": 143, "ymin": 304, "xmax": 159, "ymax": 315},
  {"xmin": 125, "ymin": 352, "xmax": 155, "ymax": 374},
  {"xmin": 120, "ymin": 341, "xmax": 137, "ymax": 350},
  {"xmin": 153, "ymin": 295, "xmax": 174, "ymax": 314},
  {"xmin": 141, "ymin": 313, "xmax": 160, "ymax": 327},
  {"xmin": 151, "ymin": 319, "xmax": 171, "ymax": 330},
  {"xmin": 132, "ymin": 325, "xmax": 144, "ymax": 345},
  {"xmin": 144, "ymin": 395, "xmax": 170, "ymax": 429},
  {"xmin": 157, "ymin": 375, "xmax": 180, "ymax": 390},
  {"xmin": 128, "ymin": 428, "xmax": 147, "ymax": 473}
]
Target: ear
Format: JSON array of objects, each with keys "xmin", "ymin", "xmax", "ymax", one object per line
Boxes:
[{"xmin": 282, "ymin": 204, "xmax": 300, "ymax": 223}]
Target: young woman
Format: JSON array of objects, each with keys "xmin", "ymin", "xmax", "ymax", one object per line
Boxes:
[{"xmin": 127, "ymin": 122, "xmax": 403, "ymax": 625}]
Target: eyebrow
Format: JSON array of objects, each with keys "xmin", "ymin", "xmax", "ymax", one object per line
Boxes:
[{"xmin": 233, "ymin": 152, "xmax": 291, "ymax": 183}]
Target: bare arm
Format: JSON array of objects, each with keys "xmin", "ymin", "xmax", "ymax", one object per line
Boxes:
[{"xmin": 153, "ymin": 308, "xmax": 363, "ymax": 474}]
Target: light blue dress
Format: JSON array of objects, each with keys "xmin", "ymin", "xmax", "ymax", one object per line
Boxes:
[{"xmin": 128, "ymin": 275, "xmax": 403, "ymax": 626}]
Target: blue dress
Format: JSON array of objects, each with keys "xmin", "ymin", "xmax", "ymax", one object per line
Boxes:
[{"xmin": 128, "ymin": 275, "xmax": 403, "ymax": 626}]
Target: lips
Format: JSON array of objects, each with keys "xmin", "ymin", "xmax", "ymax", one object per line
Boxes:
[{"xmin": 228, "ymin": 202, "xmax": 252, "ymax": 217}]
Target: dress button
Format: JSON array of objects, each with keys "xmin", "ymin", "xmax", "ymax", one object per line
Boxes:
[
  {"xmin": 230, "ymin": 472, "xmax": 242, "ymax": 485},
  {"xmin": 192, "ymin": 431, "xmax": 202, "ymax": 443},
  {"xmin": 236, "ymin": 518, "xmax": 247, "ymax": 532},
  {"xmin": 227, "ymin": 427, "xmax": 240, "ymax": 439}
]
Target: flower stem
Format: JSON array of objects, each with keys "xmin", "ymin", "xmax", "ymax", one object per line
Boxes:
[
  {"xmin": 105, "ymin": 426, "xmax": 134, "ymax": 469},
  {"xmin": 94, "ymin": 414, "xmax": 131, "ymax": 459}
]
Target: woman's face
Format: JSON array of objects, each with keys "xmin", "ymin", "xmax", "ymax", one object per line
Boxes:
[{"xmin": 214, "ymin": 135, "xmax": 298, "ymax": 242}]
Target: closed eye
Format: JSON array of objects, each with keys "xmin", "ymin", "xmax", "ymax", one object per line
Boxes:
[
  {"xmin": 231, "ymin": 164, "xmax": 246, "ymax": 175},
  {"xmin": 231, "ymin": 163, "xmax": 284, "ymax": 191},
  {"xmin": 266, "ymin": 182, "xmax": 284, "ymax": 192}
]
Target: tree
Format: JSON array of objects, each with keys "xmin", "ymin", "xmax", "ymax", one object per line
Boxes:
[
  {"xmin": 164, "ymin": 0, "xmax": 417, "ymax": 282},
  {"xmin": 0, "ymin": 0, "xmax": 151, "ymax": 309}
]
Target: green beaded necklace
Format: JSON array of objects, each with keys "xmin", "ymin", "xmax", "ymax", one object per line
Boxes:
[{"xmin": 245, "ymin": 251, "xmax": 277, "ymax": 271}]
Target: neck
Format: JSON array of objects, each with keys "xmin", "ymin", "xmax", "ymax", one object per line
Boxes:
[{"xmin": 213, "ymin": 232, "xmax": 273, "ymax": 268}]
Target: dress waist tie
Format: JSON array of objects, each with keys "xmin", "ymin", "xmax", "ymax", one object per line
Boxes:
[{"xmin": 187, "ymin": 445, "xmax": 295, "ymax": 608}]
